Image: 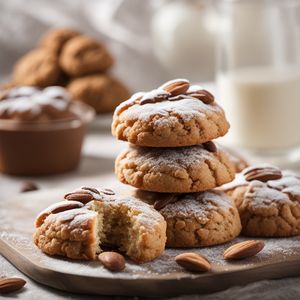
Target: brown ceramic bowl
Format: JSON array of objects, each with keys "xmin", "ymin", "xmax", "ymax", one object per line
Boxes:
[{"xmin": 0, "ymin": 102, "xmax": 94, "ymax": 176}]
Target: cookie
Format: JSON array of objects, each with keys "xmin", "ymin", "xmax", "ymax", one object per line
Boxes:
[
  {"xmin": 13, "ymin": 48, "xmax": 61, "ymax": 87},
  {"xmin": 112, "ymin": 79, "xmax": 230, "ymax": 147},
  {"xmin": 39, "ymin": 28, "xmax": 80, "ymax": 55},
  {"xmin": 34, "ymin": 187, "xmax": 166, "ymax": 263},
  {"xmin": 67, "ymin": 74, "xmax": 130, "ymax": 113},
  {"xmin": 218, "ymin": 145, "xmax": 248, "ymax": 173},
  {"xmin": 115, "ymin": 143, "xmax": 236, "ymax": 193},
  {"xmin": 60, "ymin": 36, "xmax": 114, "ymax": 77},
  {"xmin": 0, "ymin": 86, "xmax": 76, "ymax": 122},
  {"xmin": 221, "ymin": 164, "xmax": 300, "ymax": 237},
  {"xmin": 133, "ymin": 189, "xmax": 241, "ymax": 247}
]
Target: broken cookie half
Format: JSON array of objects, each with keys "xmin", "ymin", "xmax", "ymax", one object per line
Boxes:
[{"xmin": 33, "ymin": 187, "xmax": 166, "ymax": 263}]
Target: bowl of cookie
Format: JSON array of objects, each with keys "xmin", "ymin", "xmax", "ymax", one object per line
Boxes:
[{"xmin": 0, "ymin": 86, "xmax": 95, "ymax": 176}]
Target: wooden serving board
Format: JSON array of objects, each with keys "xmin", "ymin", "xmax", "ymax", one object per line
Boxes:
[{"xmin": 1, "ymin": 179, "xmax": 300, "ymax": 297}]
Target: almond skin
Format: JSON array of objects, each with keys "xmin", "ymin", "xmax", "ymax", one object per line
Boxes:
[
  {"xmin": 224, "ymin": 240, "xmax": 265, "ymax": 260},
  {"xmin": 244, "ymin": 167, "xmax": 282, "ymax": 182},
  {"xmin": 64, "ymin": 191, "xmax": 94, "ymax": 203},
  {"xmin": 162, "ymin": 79, "xmax": 190, "ymax": 96},
  {"xmin": 35, "ymin": 201, "xmax": 83, "ymax": 228},
  {"xmin": 175, "ymin": 252, "xmax": 211, "ymax": 272},
  {"xmin": 186, "ymin": 88, "xmax": 214, "ymax": 104},
  {"xmin": 203, "ymin": 141, "xmax": 218, "ymax": 153},
  {"xmin": 98, "ymin": 252, "xmax": 125, "ymax": 272},
  {"xmin": 0, "ymin": 277, "xmax": 26, "ymax": 294}
]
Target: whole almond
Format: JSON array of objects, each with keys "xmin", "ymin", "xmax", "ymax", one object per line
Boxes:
[
  {"xmin": 162, "ymin": 79, "xmax": 190, "ymax": 96},
  {"xmin": 0, "ymin": 277, "xmax": 26, "ymax": 294},
  {"xmin": 186, "ymin": 88, "xmax": 214, "ymax": 104},
  {"xmin": 98, "ymin": 252, "xmax": 125, "ymax": 272},
  {"xmin": 139, "ymin": 90, "xmax": 170, "ymax": 105},
  {"xmin": 64, "ymin": 191, "xmax": 94, "ymax": 203},
  {"xmin": 20, "ymin": 181, "xmax": 39, "ymax": 193},
  {"xmin": 203, "ymin": 141, "xmax": 218, "ymax": 153},
  {"xmin": 224, "ymin": 240, "xmax": 265, "ymax": 260},
  {"xmin": 99, "ymin": 188, "xmax": 115, "ymax": 195},
  {"xmin": 175, "ymin": 252, "xmax": 211, "ymax": 272},
  {"xmin": 81, "ymin": 187, "xmax": 100, "ymax": 194},
  {"xmin": 244, "ymin": 167, "xmax": 282, "ymax": 182},
  {"xmin": 153, "ymin": 194, "xmax": 178, "ymax": 210},
  {"xmin": 35, "ymin": 201, "xmax": 83, "ymax": 227}
]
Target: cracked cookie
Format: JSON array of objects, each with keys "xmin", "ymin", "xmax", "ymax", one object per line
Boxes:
[
  {"xmin": 39, "ymin": 27, "xmax": 80, "ymax": 55},
  {"xmin": 112, "ymin": 79, "xmax": 230, "ymax": 147},
  {"xmin": 34, "ymin": 187, "xmax": 166, "ymax": 263},
  {"xmin": 221, "ymin": 164, "xmax": 300, "ymax": 237},
  {"xmin": 60, "ymin": 36, "xmax": 114, "ymax": 77},
  {"xmin": 67, "ymin": 74, "xmax": 130, "ymax": 113},
  {"xmin": 13, "ymin": 48, "xmax": 61, "ymax": 87},
  {"xmin": 219, "ymin": 145, "xmax": 248, "ymax": 173},
  {"xmin": 115, "ymin": 143, "xmax": 236, "ymax": 193},
  {"xmin": 133, "ymin": 189, "xmax": 241, "ymax": 247}
]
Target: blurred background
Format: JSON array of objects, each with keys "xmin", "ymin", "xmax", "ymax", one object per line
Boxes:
[
  {"xmin": 0, "ymin": 0, "xmax": 218, "ymax": 90},
  {"xmin": 1, "ymin": 0, "xmax": 300, "ymax": 164}
]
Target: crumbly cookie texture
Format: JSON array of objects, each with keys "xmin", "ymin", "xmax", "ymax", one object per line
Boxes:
[
  {"xmin": 221, "ymin": 164, "xmax": 300, "ymax": 237},
  {"xmin": 39, "ymin": 28, "xmax": 80, "ymax": 55},
  {"xmin": 34, "ymin": 207, "xmax": 98, "ymax": 259},
  {"xmin": 218, "ymin": 145, "xmax": 248, "ymax": 173},
  {"xmin": 67, "ymin": 74, "xmax": 130, "ymax": 113},
  {"xmin": 112, "ymin": 79, "xmax": 230, "ymax": 147},
  {"xmin": 60, "ymin": 36, "xmax": 114, "ymax": 77},
  {"xmin": 33, "ymin": 187, "xmax": 166, "ymax": 263},
  {"xmin": 115, "ymin": 144, "xmax": 236, "ymax": 193},
  {"xmin": 13, "ymin": 48, "xmax": 61, "ymax": 87},
  {"xmin": 133, "ymin": 189, "xmax": 241, "ymax": 247}
]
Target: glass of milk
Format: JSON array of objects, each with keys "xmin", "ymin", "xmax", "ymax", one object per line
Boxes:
[{"xmin": 216, "ymin": 0, "xmax": 300, "ymax": 166}]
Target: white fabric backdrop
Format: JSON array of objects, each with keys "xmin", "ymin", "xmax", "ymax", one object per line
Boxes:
[{"xmin": 0, "ymin": 0, "xmax": 169, "ymax": 90}]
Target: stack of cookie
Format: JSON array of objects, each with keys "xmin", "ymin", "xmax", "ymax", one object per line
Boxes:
[
  {"xmin": 112, "ymin": 79, "xmax": 242, "ymax": 248},
  {"xmin": 5, "ymin": 28, "xmax": 130, "ymax": 114}
]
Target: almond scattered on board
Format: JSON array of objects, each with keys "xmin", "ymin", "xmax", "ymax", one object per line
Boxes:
[
  {"xmin": 20, "ymin": 181, "xmax": 39, "ymax": 193},
  {"xmin": 98, "ymin": 252, "xmax": 125, "ymax": 272},
  {"xmin": 0, "ymin": 277, "xmax": 26, "ymax": 294},
  {"xmin": 223, "ymin": 240, "xmax": 265, "ymax": 260},
  {"xmin": 175, "ymin": 252, "xmax": 211, "ymax": 272}
]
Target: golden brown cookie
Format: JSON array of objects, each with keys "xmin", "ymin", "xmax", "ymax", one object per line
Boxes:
[
  {"xmin": 115, "ymin": 143, "xmax": 236, "ymax": 193},
  {"xmin": 221, "ymin": 164, "xmax": 300, "ymax": 237},
  {"xmin": 34, "ymin": 187, "xmax": 166, "ymax": 263},
  {"xmin": 39, "ymin": 28, "xmax": 80, "ymax": 55},
  {"xmin": 218, "ymin": 145, "xmax": 248, "ymax": 173},
  {"xmin": 112, "ymin": 79, "xmax": 230, "ymax": 147},
  {"xmin": 13, "ymin": 48, "xmax": 61, "ymax": 87},
  {"xmin": 67, "ymin": 74, "xmax": 130, "ymax": 113},
  {"xmin": 60, "ymin": 36, "xmax": 114, "ymax": 77},
  {"xmin": 133, "ymin": 189, "xmax": 241, "ymax": 248}
]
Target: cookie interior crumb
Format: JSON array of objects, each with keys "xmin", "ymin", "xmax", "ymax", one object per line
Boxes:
[{"xmin": 91, "ymin": 201, "xmax": 143, "ymax": 260}]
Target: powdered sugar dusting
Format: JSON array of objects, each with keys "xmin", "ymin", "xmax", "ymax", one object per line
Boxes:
[
  {"xmin": 129, "ymin": 144, "xmax": 220, "ymax": 169},
  {"xmin": 247, "ymin": 182, "xmax": 292, "ymax": 208},
  {"xmin": 120, "ymin": 97, "xmax": 221, "ymax": 124},
  {"xmin": 159, "ymin": 78, "xmax": 189, "ymax": 89},
  {"xmin": 221, "ymin": 164, "xmax": 300, "ymax": 199},
  {"xmin": 161, "ymin": 190, "xmax": 233, "ymax": 219},
  {"xmin": 0, "ymin": 86, "xmax": 71, "ymax": 120},
  {"xmin": 1, "ymin": 232, "xmax": 299, "ymax": 279}
]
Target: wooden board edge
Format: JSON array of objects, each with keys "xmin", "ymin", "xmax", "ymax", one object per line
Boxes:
[{"xmin": 1, "ymin": 238, "xmax": 300, "ymax": 297}]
